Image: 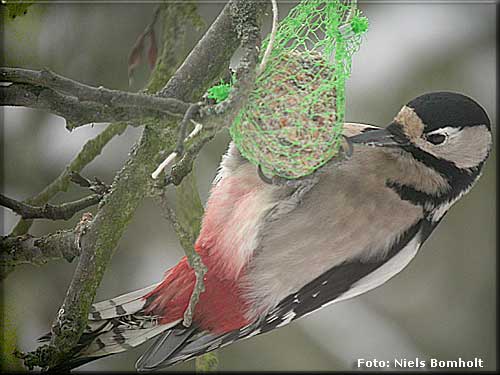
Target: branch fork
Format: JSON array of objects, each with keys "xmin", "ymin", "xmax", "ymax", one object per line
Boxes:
[{"xmin": 0, "ymin": 172, "xmax": 109, "ymax": 221}]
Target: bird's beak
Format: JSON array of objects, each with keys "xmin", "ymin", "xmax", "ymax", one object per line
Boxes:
[{"xmin": 348, "ymin": 124, "xmax": 409, "ymax": 148}]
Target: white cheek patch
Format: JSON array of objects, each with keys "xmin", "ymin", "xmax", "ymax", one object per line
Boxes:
[{"xmin": 418, "ymin": 125, "xmax": 491, "ymax": 169}]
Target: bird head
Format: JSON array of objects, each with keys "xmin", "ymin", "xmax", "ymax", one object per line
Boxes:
[
  {"xmin": 348, "ymin": 92, "xmax": 492, "ymax": 216},
  {"xmin": 350, "ymin": 91, "xmax": 492, "ymax": 175}
]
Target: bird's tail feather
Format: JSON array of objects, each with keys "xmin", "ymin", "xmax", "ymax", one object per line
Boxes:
[
  {"xmin": 88, "ymin": 283, "xmax": 160, "ymax": 320},
  {"xmin": 135, "ymin": 326, "xmax": 197, "ymax": 371},
  {"xmin": 37, "ymin": 283, "xmax": 180, "ymax": 370}
]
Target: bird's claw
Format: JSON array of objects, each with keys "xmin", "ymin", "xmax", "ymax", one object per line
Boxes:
[
  {"xmin": 257, "ymin": 165, "xmax": 274, "ymax": 185},
  {"xmin": 340, "ymin": 135, "xmax": 353, "ymax": 159},
  {"xmin": 257, "ymin": 165, "xmax": 316, "ymax": 188}
]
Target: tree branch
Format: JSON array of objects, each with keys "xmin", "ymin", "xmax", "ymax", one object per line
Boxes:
[
  {"xmin": 11, "ymin": 122, "xmax": 127, "ymax": 236},
  {"xmin": 158, "ymin": 3, "xmax": 240, "ymax": 102},
  {"xmin": 158, "ymin": 0, "xmax": 263, "ymax": 188},
  {"xmin": 19, "ymin": 3, "xmax": 221, "ymax": 370},
  {"xmin": 151, "ymin": 103, "xmax": 201, "ymax": 180},
  {"xmin": 1, "ymin": 193, "xmax": 101, "ymax": 220},
  {"xmin": 0, "ymin": 212, "xmax": 94, "ymax": 280},
  {"xmin": 0, "ymin": 230, "xmax": 80, "ymax": 269},
  {"xmin": 154, "ymin": 186, "xmax": 206, "ymax": 328},
  {"xmin": 168, "ymin": 131, "xmax": 216, "ymax": 186},
  {"xmin": 1, "ymin": 172, "xmax": 107, "ymax": 279},
  {"xmin": 0, "ymin": 82, "xmax": 176, "ymax": 130},
  {"xmin": 174, "ymin": 169, "xmax": 205, "ymax": 328},
  {"xmin": 0, "ymin": 68, "xmax": 191, "ymax": 125},
  {"xmin": 13, "ymin": 1, "xmax": 266, "ymax": 370}
]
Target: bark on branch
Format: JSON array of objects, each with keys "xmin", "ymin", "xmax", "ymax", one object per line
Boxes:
[
  {"xmin": 0, "ymin": 231, "xmax": 80, "ymax": 269},
  {"xmin": 11, "ymin": 1, "xmax": 266, "ymax": 371},
  {"xmin": 160, "ymin": 0, "xmax": 263, "ymax": 188},
  {"xmin": 18, "ymin": 3, "xmax": 235, "ymax": 370},
  {"xmin": 0, "ymin": 83, "xmax": 181, "ymax": 131},
  {"xmin": 11, "ymin": 122, "xmax": 127, "ymax": 236},
  {"xmin": 1, "ymin": 211, "xmax": 94, "ymax": 280},
  {"xmin": 0, "ymin": 68, "xmax": 191, "ymax": 130},
  {"xmin": 1, "ymin": 193, "xmax": 101, "ymax": 220}
]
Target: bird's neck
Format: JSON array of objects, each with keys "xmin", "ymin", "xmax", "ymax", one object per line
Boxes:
[{"xmin": 385, "ymin": 148, "xmax": 483, "ymax": 215}]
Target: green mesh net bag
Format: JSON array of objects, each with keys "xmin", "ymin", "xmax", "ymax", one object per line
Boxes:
[{"xmin": 229, "ymin": 0, "xmax": 368, "ymax": 179}]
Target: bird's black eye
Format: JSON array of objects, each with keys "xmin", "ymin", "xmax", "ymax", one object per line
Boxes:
[{"xmin": 426, "ymin": 133, "xmax": 446, "ymax": 145}]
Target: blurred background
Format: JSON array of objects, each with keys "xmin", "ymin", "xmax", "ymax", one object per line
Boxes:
[{"xmin": 1, "ymin": 1, "xmax": 496, "ymax": 371}]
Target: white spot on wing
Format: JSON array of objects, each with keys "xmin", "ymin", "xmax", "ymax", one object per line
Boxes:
[
  {"xmin": 246, "ymin": 329, "xmax": 261, "ymax": 338},
  {"xmin": 239, "ymin": 325, "xmax": 252, "ymax": 336},
  {"xmin": 276, "ymin": 310, "xmax": 297, "ymax": 327},
  {"xmin": 266, "ymin": 315, "xmax": 279, "ymax": 323}
]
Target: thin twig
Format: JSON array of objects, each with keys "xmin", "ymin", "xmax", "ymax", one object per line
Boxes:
[
  {"xmin": 175, "ymin": 103, "xmax": 201, "ymax": 154},
  {"xmin": 151, "ymin": 103, "xmax": 200, "ymax": 179},
  {"xmin": 182, "ymin": 254, "xmax": 207, "ymax": 328},
  {"xmin": 151, "ymin": 152, "xmax": 178, "ymax": 180},
  {"xmin": 168, "ymin": 131, "xmax": 216, "ymax": 186},
  {"xmin": 186, "ymin": 120, "xmax": 203, "ymax": 141},
  {"xmin": 257, "ymin": 0, "xmax": 279, "ymax": 76},
  {"xmin": 11, "ymin": 122, "xmax": 127, "ymax": 236},
  {"xmin": 1, "ymin": 172, "xmax": 109, "ymax": 221},
  {"xmin": 155, "ymin": 196, "xmax": 207, "ymax": 328},
  {"xmin": 1, "ymin": 193, "xmax": 102, "ymax": 220},
  {"xmin": 147, "ymin": 4, "xmax": 162, "ymax": 33},
  {"xmin": 69, "ymin": 172, "xmax": 109, "ymax": 195}
]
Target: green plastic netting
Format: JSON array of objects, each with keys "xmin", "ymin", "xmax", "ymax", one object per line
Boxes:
[{"xmin": 229, "ymin": 0, "xmax": 368, "ymax": 179}]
